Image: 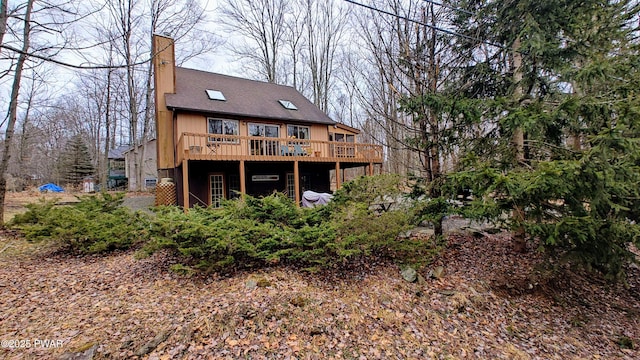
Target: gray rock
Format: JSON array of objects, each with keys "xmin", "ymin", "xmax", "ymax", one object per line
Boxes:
[
  {"xmin": 417, "ymin": 274, "xmax": 426, "ymax": 285},
  {"xmin": 245, "ymin": 279, "xmax": 257, "ymax": 290},
  {"xmin": 430, "ymin": 266, "xmax": 445, "ymax": 279},
  {"xmin": 401, "ymin": 266, "xmax": 417, "ymax": 282},
  {"xmin": 58, "ymin": 344, "xmax": 98, "ymax": 360},
  {"xmin": 415, "ymin": 228, "xmax": 435, "ymax": 237},
  {"xmin": 135, "ymin": 330, "xmax": 173, "ymax": 356}
]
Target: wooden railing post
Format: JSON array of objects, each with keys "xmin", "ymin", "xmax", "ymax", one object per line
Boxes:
[
  {"xmin": 182, "ymin": 159, "xmax": 189, "ymax": 212},
  {"xmin": 294, "ymin": 160, "xmax": 300, "ymax": 206},
  {"xmin": 239, "ymin": 160, "xmax": 246, "ymax": 198}
]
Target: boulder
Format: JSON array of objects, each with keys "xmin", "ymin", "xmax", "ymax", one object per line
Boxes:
[{"xmin": 400, "ymin": 266, "xmax": 417, "ymax": 283}]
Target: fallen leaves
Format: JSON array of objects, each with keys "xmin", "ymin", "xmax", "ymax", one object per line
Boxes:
[{"xmin": 0, "ymin": 229, "xmax": 638, "ymax": 359}]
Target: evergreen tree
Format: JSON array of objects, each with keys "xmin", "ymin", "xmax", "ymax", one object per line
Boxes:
[
  {"xmin": 58, "ymin": 134, "xmax": 95, "ymax": 186},
  {"xmin": 417, "ymin": 0, "xmax": 640, "ymax": 278}
]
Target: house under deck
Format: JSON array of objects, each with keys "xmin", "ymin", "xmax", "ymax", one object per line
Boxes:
[{"xmin": 175, "ymin": 132, "xmax": 383, "ymax": 207}]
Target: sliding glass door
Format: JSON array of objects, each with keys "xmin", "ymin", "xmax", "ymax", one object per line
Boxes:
[{"xmin": 249, "ymin": 123, "xmax": 279, "ymax": 155}]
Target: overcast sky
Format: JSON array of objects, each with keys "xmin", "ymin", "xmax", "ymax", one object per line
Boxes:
[{"xmin": 181, "ymin": 0, "xmax": 241, "ymax": 77}]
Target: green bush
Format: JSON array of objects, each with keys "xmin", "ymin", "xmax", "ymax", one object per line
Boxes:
[
  {"xmin": 331, "ymin": 173, "xmax": 405, "ymax": 208},
  {"xmin": 10, "ymin": 193, "xmax": 149, "ymax": 254},
  {"xmin": 145, "ymin": 176, "xmax": 430, "ymax": 273},
  {"xmin": 12, "ymin": 176, "xmax": 439, "ymax": 274}
]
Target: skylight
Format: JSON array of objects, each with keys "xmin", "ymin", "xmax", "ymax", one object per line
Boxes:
[
  {"xmin": 278, "ymin": 99, "xmax": 298, "ymax": 110},
  {"xmin": 206, "ymin": 89, "xmax": 226, "ymax": 101}
]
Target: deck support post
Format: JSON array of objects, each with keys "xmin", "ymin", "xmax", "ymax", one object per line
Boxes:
[
  {"xmin": 239, "ymin": 160, "xmax": 246, "ymax": 198},
  {"xmin": 182, "ymin": 159, "xmax": 189, "ymax": 212},
  {"xmin": 335, "ymin": 161, "xmax": 341, "ymax": 190},
  {"xmin": 294, "ymin": 160, "xmax": 300, "ymax": 206},
  {"xmin": 369, "ymin": 162, "xmax": 374, "ymax": 176}
]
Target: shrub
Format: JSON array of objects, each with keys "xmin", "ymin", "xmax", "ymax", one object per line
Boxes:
[
  {"xmin": 145, "ymin": 178, "xmax": 428, "ymax": 273},
  {"xmin": 10, "ymin": 193, "xmax": 149, "ymax": 254},
  {"xmin": 12, "ymin": 176, "xmax": 440, "ymax": 273},
  {"xmin": 145, "ymin": 204, "xmax": 294, "ymax": 271},
  {"xmin": 331, "ymin": 173, "xmax": 405, "ymax": 208}
]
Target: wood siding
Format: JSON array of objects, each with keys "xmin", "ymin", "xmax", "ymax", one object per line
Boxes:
[{"xmin": 153, "ymin": 35, "xmax": 176, "ymax": 170}]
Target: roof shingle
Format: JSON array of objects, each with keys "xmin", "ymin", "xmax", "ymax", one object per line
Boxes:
[{"xmin": 165, "ymin": 68, "xmax": 336, "ymax": 125}]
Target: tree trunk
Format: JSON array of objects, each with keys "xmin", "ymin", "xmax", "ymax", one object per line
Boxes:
[
  {"xmin": 17, "ymin": 80, "xmax": 37, "ymax": 187},
  {"xmin": 0, "ymin": 0, "xmax": 7, "ymax": 51},
  {"xmin": 137, "ymin": 40, "xmax": 156, "ymax": 193},
  {"xmin": 512, "ymin": 37, "xmax": 527, "ymax": 253},
  {"xmin": 103, "ymin": 59, "xmax": 113, "ymax": 189},
  {"xmin": 512, "ymin": 38, "xmax": 525, "ymax": 164},
  {"xmin": 0, "ymin": 0, "xmax": 34, "ymax": 225}
]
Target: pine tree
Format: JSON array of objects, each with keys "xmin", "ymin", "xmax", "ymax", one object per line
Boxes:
[
  {"xmin": 58, "ymin": 134, "xmax": 95, "ymax": 186},
  {"xmin": 430, "ymin": 0, "xmax": 640, "ymax": 278}
]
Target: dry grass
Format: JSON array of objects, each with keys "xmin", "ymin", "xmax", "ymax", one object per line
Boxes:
[{"xmin": 3, "ymin": 189, "xmax": 81, "ymax": 223}]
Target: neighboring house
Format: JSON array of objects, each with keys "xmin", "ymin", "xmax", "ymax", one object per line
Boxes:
[
  {"xmin": 107, "ymin": 145, "xmax": 129, "ymax": 190},
  {"xmin": 152, "ymin": 35, "xmax": 383, "ymax": 208},
  {"xmin": 124, "ymin": 139, "xmax": 158, "ymax": 191}
]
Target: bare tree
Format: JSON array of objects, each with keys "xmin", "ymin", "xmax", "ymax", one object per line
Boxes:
[
  {"xmin": 281, "ymin": 0, "xmax": 306, "ymax": 90},
  {"xmin": 133, "ymin": 0, "xmax": 216, "ymax": 190},
  {"xmin": 107, "ymin": 0, "xmax": 142, "ymax": 148},
  {"xmin": 302, "ymin": 0, "xmax": 349, "ymax": 113},
  {"xmin": 0, "ymin": 0, "xmax": 33, "ymax": 224},
  {"xmin": 347, "ymin": 0, "xmax": 458, "ymax": 184},
  {"xmin": 220, "ymin": 0, "xmax": 288, "ymax": 83},
  {"xmin": 0, "ymin": 0, "xmax": 7, "ymax": 51},
  {"xmin": 11, "ymin": 66, "xmax": 52, "ymax": 190},
  {"xmin": 350, "ymin": 0, "xmax": 422, "ymax": 175}
]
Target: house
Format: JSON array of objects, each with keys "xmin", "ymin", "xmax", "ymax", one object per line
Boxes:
[
  {"xmin": 124, "ymin": 139, "xmax": 158, "ymax": 191},
  {"xmin": 107, "ymin": 145, "xmax": 129, "ymax": 190},
  {"xmin": 152, "ymin": 35, "xmax": 383, "ymax": 208}
]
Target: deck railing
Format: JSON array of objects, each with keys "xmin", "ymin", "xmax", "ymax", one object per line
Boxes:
[{"xmin": 176, "ymin": 132, "xmax": 383, "ymax": 164}]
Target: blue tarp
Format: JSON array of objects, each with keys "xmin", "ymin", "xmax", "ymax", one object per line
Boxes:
[{"xmin": 38, "ymin": 183, "xmax": 64, "ymax": 193}]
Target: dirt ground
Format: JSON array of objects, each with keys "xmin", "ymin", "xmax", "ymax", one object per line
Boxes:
[{"xmin": 0, "ymin": 191, "xmax": 638, "ymax": 359}]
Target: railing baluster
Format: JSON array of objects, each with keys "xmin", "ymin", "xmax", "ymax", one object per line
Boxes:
[{"xmin": 179, "ymin": 132, "xmax": 382, "ymax": 162}]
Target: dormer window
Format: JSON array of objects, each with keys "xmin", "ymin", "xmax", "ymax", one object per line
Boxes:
[
  {"xmin": 278, "ymin": 99, "xmax": 298, "ymax": 110},
  {"xmin": 206, "ymin": 89, "xmax": 226, "ymax": 101}
]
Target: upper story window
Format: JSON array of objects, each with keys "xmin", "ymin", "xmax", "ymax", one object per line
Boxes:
[
  {"xmin": 208, "ymin": 118, "xmax": 239, "ymax": 143},
  {"xmin": 206, "ymin": 89, "xmax": 226, "ymax": 101},
  {"xmin": 278, "ymin": 100, "xmax": 298, "ymax": 110},
  {"xmin": 330, "ymin": 133, "xmax": 355, "ymax": 143},
  {"xmin": 287, "ymin": 125, "xmax": 310, "ymax": 140}
]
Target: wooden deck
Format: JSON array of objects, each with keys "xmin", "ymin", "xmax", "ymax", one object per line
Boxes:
[{"xmin": 176, "ymin": 132, "xmax": 383, "ymax": 165}]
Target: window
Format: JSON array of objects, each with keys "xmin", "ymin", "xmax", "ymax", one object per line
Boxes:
[
  {"xmin": 278, "ymin": 100, "xmax": 298, "ymax": 110},
  {"xmin": 286, "ymin": 173, "xmax": 295, "ymax": 201},
  {"xmin": 227, "ymin": 174, "xmax": 240, "ymax": 199},
  {"xmin": 287, "ymin": 125, "xmax": 310, "ymax": 140},
  {"xmin": 330, "ymin": 133, "xmax": 354, "ymax": 143},
  {"xmin": 248, "ymin": 123, "xmax": 279, "ymax": 155},
  {"xmin": 144, "ymin": 178, "xmax": 157, "ymax": 189},
  {"xmin": 210, "ymin": 174, "xmax": 225, "ymax": 208},
  {"xmin": 208, "ymin": 118, "xmax": 239, "ymax": 143},
  {"xmin": 206, "ymin": 89, "xmax": 226, "ymax": 101},
  {"xmin": 330, "ymin": 132, "xmax": 355, "ymax": 157}
]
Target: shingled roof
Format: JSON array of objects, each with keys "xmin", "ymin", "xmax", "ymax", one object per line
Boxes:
[{"xmin": 165, "ymin": 67, "xmax": 336, "ymax": 125}]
